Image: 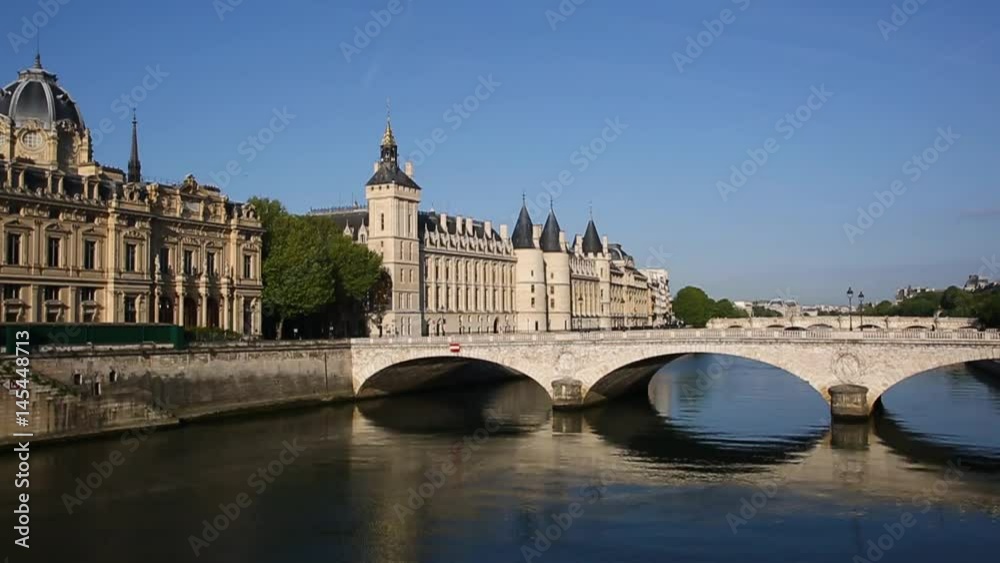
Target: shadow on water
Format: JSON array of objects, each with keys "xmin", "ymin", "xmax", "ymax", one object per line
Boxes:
[
  {"xmin": 873, "ymin": 409, "xmax": 1000, "ymax": 471},
  {"xmin": 580, "ymin": 394, "xmax": 827, "ymax": 472},
  {"xmin": 357, "ymin": 378, "xmax": 552, "ymax": 436}
]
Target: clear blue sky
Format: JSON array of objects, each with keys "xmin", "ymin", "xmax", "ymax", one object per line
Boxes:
[{"xmin": 3, "ymin": 0, "xmax": 996, "ymax": 304}]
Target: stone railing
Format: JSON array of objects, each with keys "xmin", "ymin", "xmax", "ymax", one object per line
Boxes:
[{"xmin": 354, "ymin": 327, "xmax": 1000, "ymax": 346}]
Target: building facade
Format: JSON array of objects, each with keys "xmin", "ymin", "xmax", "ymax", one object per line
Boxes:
[
  {"xmin": 640, "ymin": 268, "xmax": 672, "ymax": 326},
  {"xmin": 313, "ymin": 116, "xmax": 660, "ymax": 336},
  {"xmin": 0, "ymin": 57, "xmax": 263, "ymax": 333}
]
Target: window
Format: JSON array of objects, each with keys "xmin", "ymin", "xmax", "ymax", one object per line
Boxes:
[
  {"xmin": 81, "ymin": 288, "xmax": 96, "ymax": 302},
  {"xmin": 531, "ymin": 297, "xmax": 535, "ymax": 308},
  {"xmin": 531, "ymin": 285, "xmax": 535, "ymax": 294},
  {"xmin": 124, "ymin": 243, "xmax": 137, "ymax": 272},
  {"xmin": 159, "ymin": 248, "xmax": 169, "ymax": 274},
  {"xmin": 2, "ymin": 285, "xmax": 20, "ymax": 300},
  {"xmin": 83, "ymin": 240, "xmax": 96, "ymax": 270},
  {"xmin": 206, "ymin": 252, "xmax": 216, "ymax": 276},
  {"xmin": 44, "ymin": 287, "xmax": 60, "ymax": 301},
  {"xmin": 244, "ymin": 255, "xmax": 253, "ymax": 279},
  {"xmin": 551, "ymin": 298, "xmax": 555, "ymax": 308},
  {"xmin": 124, "ymin": 296, "xmax": 137, "ymax": 323},
  {"xmin": 5, "ymin": 233, "xmax": 20, "ymax": 265},
  {"xmin": 22, "ymin": 131, "xmax": 43, "ymax": 150},
  {"xmin": 183, "ymin": 250, "xmax": 194, "ymax": 275},
  {"xmin": 46, "ymin": 237, "xmax": 60, "ymax": 267},
  {"xmin": 380, "ymin": 213, "xmax": 385, "ymax": 231}
]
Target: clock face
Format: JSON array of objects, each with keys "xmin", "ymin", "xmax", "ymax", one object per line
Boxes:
[{"xmin": 21, "ymin": 131, "xmax": 43, "ymax": 150}]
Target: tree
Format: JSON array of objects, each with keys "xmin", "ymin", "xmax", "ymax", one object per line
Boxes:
[
  {"xmin": 751, "ymin": 305, "xmax": 782, "ymax": 318},
  {"xmin": 975, "ymin": 291, "xmax": 1000, "ymax": 328},
  {"xmin": 366, "ymin": 269, "xmax": 393, "ymax": 334},
  {"xmin": 262, "ymin": 216, "xmax": 337, "ymax": 338},
  {"xmin": 712, "ymin": 299, "xmax": 749, "ymax": 319},
  {"xmin": 673, "ymin": 286, "xmax": 715, "ymax": 328},
  {"xmin": 940, "ymin": 286, "xmax": 974, "ymax": 317}
]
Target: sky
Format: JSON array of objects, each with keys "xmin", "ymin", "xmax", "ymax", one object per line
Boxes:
[{"xmin": 2, "ymin": 0, "xmax": 997, "ymax": 304}]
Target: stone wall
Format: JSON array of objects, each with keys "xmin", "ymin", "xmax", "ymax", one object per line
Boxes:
[{"xmin": 3, "ymin": 342, "xmax": 353, "ymax": 445}]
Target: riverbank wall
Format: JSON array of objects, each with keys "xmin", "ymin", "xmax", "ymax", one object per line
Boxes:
[{"xmin": 0, "ymin": 342, "xmax": 354, "ymax": 446}]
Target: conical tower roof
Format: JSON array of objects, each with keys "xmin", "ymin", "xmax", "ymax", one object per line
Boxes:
[
  {"xmin": 539, "ymin": 209, "xmax": 562, "ymax": 252},
  {"xmin": 511, "ymin": 202, "xmax": 535, "ymax": 249},
  {"xmin": 582, "ymin": 218, "xmax": 602, "ymax": 254}
]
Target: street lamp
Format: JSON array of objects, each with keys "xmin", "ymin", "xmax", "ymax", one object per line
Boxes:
[
  {"xmin": 858, "ymin": 291, "xmax": 865, "ymax": 331},
  {"xmin": 846, "ymin": 287, "xmax": 854, "ymax": 331}
]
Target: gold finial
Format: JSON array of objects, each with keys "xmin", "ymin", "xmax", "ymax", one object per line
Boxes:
[{"xmin": 381, "ymin": 97, "xmax": 396, "ymax": 147}]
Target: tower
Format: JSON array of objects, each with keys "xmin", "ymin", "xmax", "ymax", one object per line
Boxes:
[
  {"xmin": 127, "ymin": 109, "xmax": 141, "ymax": 183},
  {"xmin": 365, "ymin": 108, "xmax": 421, "ymax": 336},
  {"xmin": 582, "ymin": 215, "xmax": 612, "ymax": 330},
  {"xmin": 540, "ymin": 207, "xmax": 571, "ymax": 331},
  {"xmin": 512, "ymin": 199, "xmax": 547, "ymax": 332}
]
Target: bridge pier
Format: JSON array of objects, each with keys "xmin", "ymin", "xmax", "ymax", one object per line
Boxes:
[
  {"xmin": 828, "ymin": 384, "xmax": 870, "ymax": 420},
  {"xmin": 551, "ymin": 378, "xmax": 585, "ymax": 409}
]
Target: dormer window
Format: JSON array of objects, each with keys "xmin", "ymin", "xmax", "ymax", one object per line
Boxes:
[{"xmin": 22, "ymin": 131, "xmax": 43, "ymax": 150}]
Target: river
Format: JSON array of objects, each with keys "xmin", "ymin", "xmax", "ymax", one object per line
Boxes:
[{"xmin": 2, "ymin": 355, "xmax": 999, "ymax": 562}]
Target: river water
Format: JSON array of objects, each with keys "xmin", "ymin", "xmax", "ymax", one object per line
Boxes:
[{"xmin": 3, "ymin": 355, "xmax": 999, "ymax": 562}]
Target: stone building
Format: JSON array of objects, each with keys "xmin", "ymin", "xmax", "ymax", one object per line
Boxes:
[
  {"xmin": 312, "ymin": 115, "xmax": 657, "ymax": 336},
  {"xmin": 640, "ymin": 268, "xmax": 672, "ymax": 326},
  {"xmin": 0, "ymin": 57, "xmax": 263, "ymax": 333}
]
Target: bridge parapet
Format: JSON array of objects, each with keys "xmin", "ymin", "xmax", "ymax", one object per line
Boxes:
[{"xmin": 706, "ymin": 316, "xmax": 979, "ymax": 331}]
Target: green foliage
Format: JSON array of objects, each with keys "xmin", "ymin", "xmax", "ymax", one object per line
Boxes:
[
  {"xmin": 250, "ymin": 198, "xmax": 386, "ymax": 338},
  {"xmin": 712, "ymin": 299, "xmax": 749, "ymax": 319},
  {"xmin": 751, "ymin": 305, "xmax": 782, "ymax": 318},
  {"xmin": 673, "ymin": 286, "xmax": 715, "ymax": 328}
]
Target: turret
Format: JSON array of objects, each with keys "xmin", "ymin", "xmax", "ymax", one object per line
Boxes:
[
  {"xmin": 540, "ymin": 208, "xmax": 570, "ymax": 331},
  {"xmin": 512, "ymin": 199, "xmax": 547, "ymax": 332}
]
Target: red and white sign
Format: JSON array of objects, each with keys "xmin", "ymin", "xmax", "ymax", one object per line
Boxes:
[{"xmin": 449, "ymin": 342, "xmax": 461, "ymax": 354}]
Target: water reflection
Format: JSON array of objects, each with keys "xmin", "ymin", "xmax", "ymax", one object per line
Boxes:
[{"xmin": 2, "ymin": 354, "xmax": 999, "ymax": 562}]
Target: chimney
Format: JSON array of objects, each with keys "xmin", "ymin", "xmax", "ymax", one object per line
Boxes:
[
  {"xmin": 574, "ymin": 234, "xmax": 583, "ymax": 252},
  {"xmin": 484, "ymin": 220, "xmax": 492, "ymax": 237},
  {"xmin": 601, "ymin": 235, "xmax": 609, "ymax": 254},
  {"xmin": 440, "ymin": 213, "xmax": 448, "ymax": 233},
  {"xmin": 532, "ymin": 224, "xmax": 542, "ymax": 243},
  {"xmin": 405, "ymin": 161, "xmax": 414, "ymax": 177},
  {"xmin": 465, "ymin": 217, "xmax": 474, "ymax": 235},
  {"xmin": 455, "ymin": 215, "xmax": 464, "ymax": 235},
  {"xmin": 500, "ymin": 224, "xmax": 509, "ymax": 240}
]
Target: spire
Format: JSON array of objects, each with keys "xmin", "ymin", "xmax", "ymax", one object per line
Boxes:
[
  {"xmin": 127, "ymin": 109, "xmax": 142, "ymax": 183},
  {"xmin": 33, "ymin": 35, "xmax": 42, "ymax": 69},
  {"xmin": 511, "ymin": 201, "xmax": 535, "ymax": 249},
  {"xmin": 381, "ymin": 97, "xmax": 396, "ymax": 148},
  {"xmin": 539, "ymin": 208, "xmax": 562, "ymax": 252},
  {"xmin": 582, "ymin": 215, "xmax": 602, "ymax": 255}
]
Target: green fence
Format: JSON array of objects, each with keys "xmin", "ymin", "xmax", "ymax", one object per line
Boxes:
[{"xmin": 1, "ymin": 323, "xmax": 187, "ymax": 354}]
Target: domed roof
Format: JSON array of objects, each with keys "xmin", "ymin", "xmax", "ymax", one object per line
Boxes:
[{"xmin": 0, "ymin": 56, "xmax": 85, "ymax": 130}]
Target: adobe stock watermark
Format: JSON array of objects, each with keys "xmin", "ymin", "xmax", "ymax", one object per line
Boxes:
[
  {"xmin": 717, "ymin": 84, "xmax": 833, "ymax": 202},
  {"xmin": 90, "ymin": 65, "xmax": 170, "ymax": 148},
  {"xmin": 340, "ymin": 0, "xmax": 411, "ymax": 63},
  {"xmin": 852, "ymin": 459, "xmax": 965, "ymax": 563},
  {"xmin": 520, "ymin": 117, "xmax": 629, "ymax": 221},
  {"xmin": 673, "ymin": 0, "xmax": 751, "ymax": 74},
  {"xmin": 878, "ymin": 0, "xmax": 930, "ymax": 41},
  {"xmin": 61, "ymin": 398, "xmax": 176, "ymax": 515},
  {"xmin": 393, "ymin": 410, "xmax": 501, "ymax": 522},
  {"xmin": 213, "ymin": 0, "xmax": 245, "ymax": 22},
  {"xmin": 545, "ymin": 0, "xmax": 590, "ymax": 31},
  {"xmin": 644, "ymin": 245, "xmax": 673, "ymax": 269},
  {"xmin": 187, "ymin": 439, "xmax": 307, "ymax": 557},
  {"xmin": 842, "ymin": 127, "xmax": 959, "ymax": 244},
  {"xmin": 405, "ymin": 74, "xmax": 502, "ymax": 168},
  {"xmin": 520, "ymin": 461, "xmax": 619, "ymax": 562},
  {"xmin": 210, "ymin": 107, "xmax": 296, "ymax": 189},
  {"xmin": 7, "ymin": 0, "xmax": 72, "ymax": 54}
]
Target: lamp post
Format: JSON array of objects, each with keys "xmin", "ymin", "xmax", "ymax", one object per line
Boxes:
[
  {"xmin": 858, "ymin": 291, "xmax": 865, "ymax": 331},
  {"xmin": 846, "ymin": 287, "xmax": 854, "ymax": 331}
]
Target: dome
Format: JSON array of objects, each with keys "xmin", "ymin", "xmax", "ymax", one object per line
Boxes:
[{"xmin": 0, "ymin": 56, "xmax": 85, "ymax": 130}]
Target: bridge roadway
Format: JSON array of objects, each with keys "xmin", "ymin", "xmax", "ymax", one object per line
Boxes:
[
  {"xmin": 706, "ymin": 316, "xmax": 978, "ymax": 331},
  {"xmin": 351, "ymin": 328, "xmax": 1000, "ymax": 415}
]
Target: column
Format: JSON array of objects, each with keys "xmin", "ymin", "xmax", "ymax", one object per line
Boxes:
[
  {"xmin": 178, "ymin": 292, "xmax": 186, "ymax": 327},
  {"xmin": 68, "ymin": 286, "xmax": 78, "ymax": 323},
  {"xmin": 198, "ymin": 290, "xmax": 207, "ymax": 327},
  {"xmin": 221, "ymin": 293, "xmax": 229, "ymax": 331}
]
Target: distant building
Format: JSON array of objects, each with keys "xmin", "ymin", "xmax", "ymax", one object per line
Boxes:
[
  {"xmin": 639, "ymin": 268, "xmax": 671, "ymax": 326},
  {"xmin": 963, "ymin": 274, "xmax": 996, "ymax": 292},
  {"xmin": 895, "ymin": 285, "xmax": 934, "ymax": 302}
]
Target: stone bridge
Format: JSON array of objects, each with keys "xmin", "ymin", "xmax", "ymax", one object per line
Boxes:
[
  {"xmin": 706, "ymin": 316, "xmax": 979, "ymax": 332},
  {"xmin": 351, "ymin": 329, "xmax": 1000, "ymax": 416}
]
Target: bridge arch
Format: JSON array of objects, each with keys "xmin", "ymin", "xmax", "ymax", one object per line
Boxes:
[
  {"xmin": 808, "ymin": 323, "xmax": 834, "ymax": 331},
  {"xmin": 356, "ymin": 355, "xmax": 546, "ymax": 399},
  {"xmin": 582, "ymin": 350, "xmax": 830, "ymax": 407},
  {"xmin": 867, "ymin": 352, "xmax": 1000, "ymax": 409}
]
